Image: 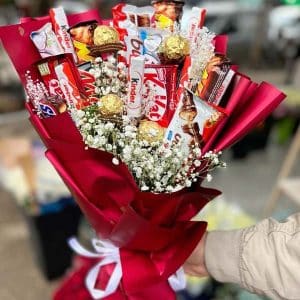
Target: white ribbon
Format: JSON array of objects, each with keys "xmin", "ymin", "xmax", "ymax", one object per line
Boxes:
[
  {"xmin": 69, "ymin": 238, "xmax": 186, "ymax": 299},
  {"xmin": 69, "ymin": 237, "xmax": 122, "ymax": 299}
]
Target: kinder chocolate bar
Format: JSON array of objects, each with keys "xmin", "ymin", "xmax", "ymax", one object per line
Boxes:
[
  {"xmin": 123, "ymin": 35, "xmax": 144, "ymax": 64},
  {"xmin": 186, "ymin": 7, "xmax": 206, "ymax": 42},
  {"xmin": 49, "ymin": 7, "xmax": 78, "ymax": 63},
  {"xmin": 123, "ymin": 5, "xmax": 155, "ymax": 27},
  {"xmin": 164, "ymin": 89, "xmax": 224, "ymax": 155},
  {"xmin": 112, "ymin": 3, "xmax": 155, "ymax": 40},
  {"xmin": 144, "ymin": 64, "xmax": 177, "ymax": 127},
  {"xmin": 30, "ymin": 23, "xmax": 64, "ymax": 58},
  {"xmin": 127, "ymin": 56, "xmax": 145, "ymax": 119},
  {"xmin": 55, "ymin": 61, "xmax": 84, "ymax": 109}
]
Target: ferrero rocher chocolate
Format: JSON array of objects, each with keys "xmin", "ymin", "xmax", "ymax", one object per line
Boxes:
[
  {"xmin": 99, "ymin": 94, "xmax": 123, "ymax": 116},
  {"xmin": 159, "ymin": 34, "xmax": 189, "ymax": 63},
  {"xmin": 138, "ymin": 120, "xmax": 165, "ymax": 143},
  {"xmin": 93, "ymin": 25, "xmax": 120, "ymax": 46},
  {"xmin": 89, "ymin": 25, "xmax": 124, "ymax": 56}
]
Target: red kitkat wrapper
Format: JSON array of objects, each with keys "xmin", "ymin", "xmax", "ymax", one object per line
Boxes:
[{"xmin": 144, "ymin": 64, "xmax": 177, "ymax": 127}]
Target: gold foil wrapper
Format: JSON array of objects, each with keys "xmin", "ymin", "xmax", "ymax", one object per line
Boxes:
[
  {"xmin": 99, "ymin": 94, "xmax": 123, "ymax": 116},
  {"xmin": 138, "ymin": 120, "xmax": 165, "ymax": 143},
  {"xmin": 93, "ymin": 25, "xmax": 120, "ymax": 46},
  {"xmin": 160, "ymin": 34, "xmax": 189, "ymax": 62}
]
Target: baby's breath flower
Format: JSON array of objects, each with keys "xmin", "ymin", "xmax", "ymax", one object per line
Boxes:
[
  {"xmin": 206, "ymin": 174, "xmax": 213, "ymax": 182},
  {"xmin": 112, "ymin": 157, "xmax": 119, "ymax": 165}
]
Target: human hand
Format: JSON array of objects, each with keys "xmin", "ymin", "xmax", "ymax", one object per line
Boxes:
[{"xmin": 183, "ymin": 232, "xmax": 209, "ymax": 277}]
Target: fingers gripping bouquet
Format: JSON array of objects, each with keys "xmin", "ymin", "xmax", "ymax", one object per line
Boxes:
[{"xmin": 0, "ymin": 2, "xmax": 285, "ymax": 299}]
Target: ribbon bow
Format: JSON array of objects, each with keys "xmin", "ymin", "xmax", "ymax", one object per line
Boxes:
[
  {"xmin": 69, "ymin": 237, "xmax": 122, "ymax": 299},
  {"xmin": 69, "ymin": 238, "xmax": 186, "ymax": 299}
]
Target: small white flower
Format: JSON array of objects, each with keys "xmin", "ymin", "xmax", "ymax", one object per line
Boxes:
[
  {"xmin": 184, "ymin": 178, "xmax": 191, "ymax": 187},
  {"xmin": 206, "ymin": 174, "xmax": 213, "ymax": 182},
  {"xmin": 141, "ymin": 185, "xmax": 149, "ymax": 191},
  {"xmin": 194, "ymin": 160, "xmax": 201, "ymax": 167},
  {"xmin": 112, "ymin": 157, "xmax": 120, "ymax": 165}
]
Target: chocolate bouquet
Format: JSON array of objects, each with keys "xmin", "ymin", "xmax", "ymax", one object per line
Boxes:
[{"xmin": 0, "ymin": 1, "xmax": 285, "ymax": 299}]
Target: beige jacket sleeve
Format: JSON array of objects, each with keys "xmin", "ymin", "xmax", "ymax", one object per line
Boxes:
[{"xmin": 204, "ymin": 213, "xmax": 300, "ymax": 300}]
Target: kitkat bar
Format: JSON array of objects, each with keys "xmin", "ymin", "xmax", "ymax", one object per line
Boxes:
[
  {"xmin": 187, "ymin": 7, "xmax": 206, "ymax": 42},
  {"xmin": 144, "ymin": 64, "xmax": 177, "ymax": 127}
]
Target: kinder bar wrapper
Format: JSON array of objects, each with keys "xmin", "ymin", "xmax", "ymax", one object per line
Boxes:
[
  {"xmin": 186, "ymin": 7, "xmax": 206, "ymax": 42},
  {"xmin": 0, "ymin": 9, "xmax": 102, "ymax": 84},
  {"xmin": 144, "ymin": 64, "xmax": 177, "ymax": 127},
  {"xmin": 49, "ymin": 7, "xmax": 78, "ymax": 63},
  {"xmin": 30, "ymin": 22, "xmax": 64, "ymax": 58},
  {"xmin": 165, "ymin": 89, "xmax": 224, "ymax": 155},
  {"xmin": 123, "ymin": 35, "xmax": 144, "ymax": 64},
  {"xmin": 112, "ymin": 3, "xmax": 155, "ymax": 41},
  {"xmin": 127, "ymin": 56, "xmax": 145, "ymax": 119}
]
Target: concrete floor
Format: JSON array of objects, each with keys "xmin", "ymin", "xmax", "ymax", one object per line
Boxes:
[{"xmin": 0, "ymin": 69, "xmax": 299, "ymax": 299}]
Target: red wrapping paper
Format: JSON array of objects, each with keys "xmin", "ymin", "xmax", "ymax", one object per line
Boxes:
[
  {"xmin": 27, "ymin": 107, "xmax": 219, "ymax": 298},
  {"xmin": 214, "ymin": 81, "xmax": 286, "ymax": 151}
]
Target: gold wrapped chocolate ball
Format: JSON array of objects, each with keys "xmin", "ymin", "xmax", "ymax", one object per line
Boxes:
[
  {"xmin": 93, "ymin": 25, "xmax": 120, "ymax": 46},
  {"xmin": 99, "ymin": 94, "xmax": 123, "ymax": 116},
  {"xmin": 138, "ymin": 120, "xmax": 165, "ymax": 143},
  {"xmin": 159, "ymin": 34, "xmax": 189, "ymax": 62}
]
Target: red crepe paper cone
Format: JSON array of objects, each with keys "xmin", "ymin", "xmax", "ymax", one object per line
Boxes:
[
  {"xmin": 203, "ymin": 73, "xmax": 251, "ymax": 153},
  {"xmin": 215, "ymin": 82, "xmax": 286, "ymax": 151}
]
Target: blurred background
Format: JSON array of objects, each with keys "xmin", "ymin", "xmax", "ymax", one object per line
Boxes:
[{"xmin": 0, "ymin": 0, "xmax": 300, "ymax": 299}]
